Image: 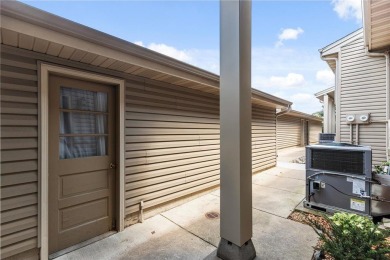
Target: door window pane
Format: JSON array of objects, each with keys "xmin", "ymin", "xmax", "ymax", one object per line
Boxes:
[
  {"xmin": 60, "ymin": 112, "xmax": 107, "ymax": 134},
  {"xmin": 59, "ymin": 87, "xmax": 108, "ymax": 159},
  {"xmin": 60, "ymin": 87, "xmax": 107, "ymax": 112},
  {"xmin": 60, "ymin": 136, "xmax": 107, "ymax": 159}
]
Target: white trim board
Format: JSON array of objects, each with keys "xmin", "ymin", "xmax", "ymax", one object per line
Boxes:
[
  {"xmin": 320, "ymin": 29, "xmax": 363, "ymax": 56},
  {"xmin": 39, "ymin": 63, "xmax": 125, "ymax": 259}
]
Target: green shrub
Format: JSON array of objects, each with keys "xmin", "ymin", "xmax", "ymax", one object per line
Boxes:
[
  {"xmin": 374, "ymin": 161, "xmax": 390, "ymax": 175},
  {"xmin": 310, "ymin": 212, "xmax": 390, "ymax": 260}
]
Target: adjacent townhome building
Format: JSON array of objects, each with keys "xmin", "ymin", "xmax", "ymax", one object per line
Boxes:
[
  {"xmin": 276, "ymin": 110, "xmax": 323, "ymax": 150},
  {"xmin": 314, "ymin": 86, "xmax": 335, "ymax": 135},
  {"xmin": 318, "ymin": 15, "xmax": 389, "ymax": 167}
]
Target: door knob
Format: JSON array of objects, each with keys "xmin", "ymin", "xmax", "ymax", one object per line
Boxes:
[{"xmin": 109, "ymin": 163, "xmax": 116, "ymax": 169}]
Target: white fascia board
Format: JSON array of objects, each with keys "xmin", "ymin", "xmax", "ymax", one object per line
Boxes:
[
  {"xmin": 362, "ymin": 0, "xmax": 372, "ymax": 50},
  {"xmin": 286, "ymin": 110, "xmax": 323, "ymax": 122},
  {"xmin": 315, "ymin": 86, "xmax": 335, "ymax": 99},
  {"xmin": 320, "ymin": 29, "xmax": 364, "ymax": 57}
]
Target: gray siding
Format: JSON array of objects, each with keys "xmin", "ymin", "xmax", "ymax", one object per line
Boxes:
[
  {"xmin": 1, "ymin": 52, "xmax": 39, "ymax": 259},
  {"xmin": 276, "ymin": 115, "xmax": 301, "ymax": 150},
  {"xmin": 340, "ymin": 36, "xmax": 387, "ymax": 166},
  {"xmin": 0, "ymin": 45, "xmax": 278, "ymax": 259}
]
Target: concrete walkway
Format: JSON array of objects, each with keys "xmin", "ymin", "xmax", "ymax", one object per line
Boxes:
[
  {"xmin": 57, "ymin": 163, "xmax": 317, "ymax": 260},
  {"xmin": 277, "ymin": 147, "xmax": 306, "ymax": 170},
  {"xmin": 277, "ymin": 147, "xmax": 305, "ymax": 163}
]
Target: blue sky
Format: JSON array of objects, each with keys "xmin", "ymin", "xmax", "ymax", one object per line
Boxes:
[{"xmin": 20, "ymin": 0, "xmax": 362, "ymax": 113}]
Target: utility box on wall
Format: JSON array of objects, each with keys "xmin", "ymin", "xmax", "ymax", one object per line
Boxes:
[
  {"xmin": 304, "ymin": 143, "xmax": 372, "ymax": 216},
  {"xmin": 345, "ymin": 113, "xmax": 371, "ymax": 124}
]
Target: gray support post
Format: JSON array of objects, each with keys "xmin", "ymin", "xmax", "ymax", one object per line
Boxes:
[
  {"xmin": 323, "ymin": 94, "xmax": 336, "ymax": 134},
  {"xmin": 330, "ymin": 97, "xmax": 336, "ymax": 133},
  {"xmin": 323, "ymin": 94, "xmax": 330, "ymax": 133},
  {"xmin": 217, "ymin": 1, "xmax": 256, "ymax": 260}
]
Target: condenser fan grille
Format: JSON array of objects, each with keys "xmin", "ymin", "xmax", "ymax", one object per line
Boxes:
[{"xmin": 311, "ymin": 149, "xmax": 364, "ymax": 174}]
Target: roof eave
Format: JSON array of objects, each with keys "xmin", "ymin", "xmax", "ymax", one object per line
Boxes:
[
  {"xmin": 0, "ymin": 1, "xmax": 291, "ymax": 109},
  {"xmin": 285, "ymin": 110, "xmax": 323, "ymax": 122},
  {"xmin": 0, "ymin": 1, "xmax": 220, "ymax": 84},
  {"xmin": 252, "ymin": 89, "xmax": 292, "ymax": 108},
  {"xmin": 319, "ymin": 28, "xmax": 364, "ymax": 57},
  {"xmin": 315, "ymin": 86, "xmax": 335, "ymax": 100}
]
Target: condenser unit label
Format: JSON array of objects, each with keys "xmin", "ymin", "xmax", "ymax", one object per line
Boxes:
[
  {"xmin": 350, "ymin": 198, "xmax": 365, "ymax": 212},
  {"xmin": 347, "ymin": 177, "xmax": 366, "ymax": 195}
]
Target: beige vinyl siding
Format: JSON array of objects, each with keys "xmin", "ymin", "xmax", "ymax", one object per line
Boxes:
[
  {"xmin": 276, "ymin": 115, "xmax": 301, "ymax": 150},
  {"xmin": 1, "ymin": 52, "xmax": 39, "ymax": 259},
  {"xmin": 339, "ymin": 36, "xmax": 387, "ymax": 166},
  {"xmin": 123, "ymin": 79, "xmax": 277, "ymax": 216},
  {"xmin": 1, "ymin": 45, "xmax": 279, "ymax": 259},
  {"xmin": 124, "ymin": 80, "xmax": 221, "ymax": 216},
  {"xmin": 252, "ymin": 106, "xmax": 277, "ymax": 172},
  {"xmin": 309, "ymin": 121, "xmax": 322, "ymax": 144}
]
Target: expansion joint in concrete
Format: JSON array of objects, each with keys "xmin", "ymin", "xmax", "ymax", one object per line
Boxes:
[{"xmin": 159, "ymin": 214, "xmax": 216, "ymax": 248}]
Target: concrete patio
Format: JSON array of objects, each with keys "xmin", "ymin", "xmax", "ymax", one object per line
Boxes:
[
  {"xmin": 277, "ymin": 147, "xmax": 306, "ymax": 170},
  {"xmin": 55, "ymin": 159, "xmax": 317, "ymax": 260}
]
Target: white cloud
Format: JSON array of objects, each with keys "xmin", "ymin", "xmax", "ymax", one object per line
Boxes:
[
  {"xmin": 290, "ymin": 93, "xmax": 322, "ymax": 113},
  {"xmin": 331, "ymin": 0, "xmax": 362, "ymax": 22},
  {"xmin": 269, "ymin": 91, "xmax": 322, "ymax": 114},
  {"xmin": 135, "ymin": 42, "xmax": 192, "ymax": 63},
  {"xmin": 147, "ymin": 43, "xmax": 192, "ymax": 63},
  {"xmin": 290, "ymin": 93, "xmax": 313, "ymax": 103},
  {"xmin": 276, "ymin": 27, "xmax": 304, "ymax": 47},
  {"xmin": 133, "ymin": 41, "xmax": 219, "ymax": 74},
  {"xmin": 316, "ymin": 69, "xmax": 335, "ymax": 86},
  {"xmin": 251, "ymin": 46, "xmax": 330, "ymax": 113},
  {"xmin": 279, "ymin": 28, "xmax": 304, "ymax": 41},
  {"xmin": 134, "ymin": 41, "xmax": 144, "ymax": 46},
  {"xmin": 255, "ymin": 73, "xmax": 306, "ymax": 89}
]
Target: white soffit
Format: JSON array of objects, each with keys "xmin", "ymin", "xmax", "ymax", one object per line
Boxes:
[
  {"xmin": 315, "ymin": 86, "xmax": 335, "ymax": 101},
  {"xmin": 363, "ymin": 0, "xmax": 390, "ymax": 51}
]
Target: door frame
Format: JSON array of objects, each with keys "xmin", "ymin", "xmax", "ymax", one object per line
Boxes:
[{"xmin": 39, "ymin": 63, "xmax": 125, "ymax": 259}]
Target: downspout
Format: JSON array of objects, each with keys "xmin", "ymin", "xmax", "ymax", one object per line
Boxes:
[
  {"xmin": 385, "ymin": 52, "xmax": 389, "ymax": 160},
  {"xmin": 356, "ymin": 124, "xmax": 359, "ymax": 145},
  {"xmin": 387, "ymin": 52, "xmax": 389, "ymax": 160},
  {"xmin": 350, "ymin": 124, "xmax": 353, "ymax": 144},
  {"xmin": 321, "ymin": 57, "xmax": 339, "ymax": 141},
  {"xmin": 276, "ymin": 104, "xmax": 292, "ymax": 151},
  {"xmin": 365, "ymin": 49, "xmax": 389, "ymax": 159},
  {"xmin": 276, "ymin": 104, "xmax": 292, "ymax": 117}
]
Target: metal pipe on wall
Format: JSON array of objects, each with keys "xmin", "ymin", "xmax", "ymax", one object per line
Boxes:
[
  {"xmin": 356, "ymin": 124, "xmax": 359, "ymax": 145},
  {"xmin": 350, "ymin": 124, "xmax": 353, "ymax": 144},
  {"xmin": 386, "ymin": 52, "xmax": 389, "ymax": 160}
]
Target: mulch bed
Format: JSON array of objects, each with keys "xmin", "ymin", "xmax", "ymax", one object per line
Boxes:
[
  {"xmin": 288, "ymin": 210, "xmax": 390, "ymax": 260},
  {"xmin": 288, "ymin": 211, "xmax": 332, "ymax": 260}
]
